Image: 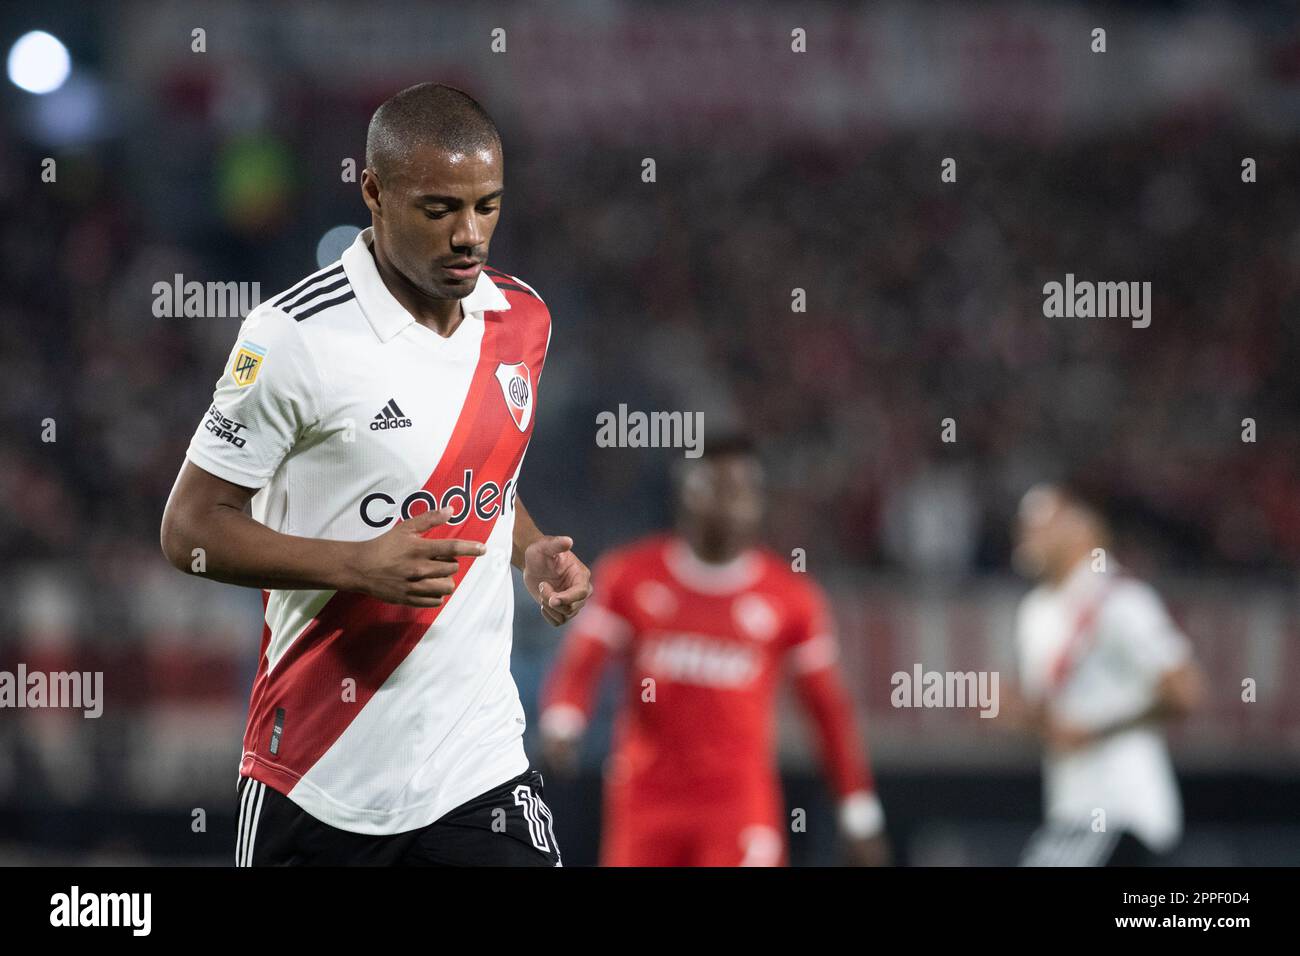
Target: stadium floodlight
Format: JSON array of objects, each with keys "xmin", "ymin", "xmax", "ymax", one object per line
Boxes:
[{"xmin": 7, "ymin": 30, "xmax": 71, "ymax": 94}]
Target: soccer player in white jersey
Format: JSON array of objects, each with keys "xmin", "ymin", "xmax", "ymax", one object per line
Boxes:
[
  {"xmin": 160, "ymin": 83, "xmax": 591, "ymax": 866},
  {"xmin": 1005, "ymin": 481, "xmax": 1205, "ymax": 866}
]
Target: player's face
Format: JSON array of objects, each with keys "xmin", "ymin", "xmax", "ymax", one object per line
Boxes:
[
  {"xmin": 680, "ymin": 456, "xmax": 765, "ymax": 551},
  {"xmin": 1012, "ymin": 485, "xmax": 1067, "ymax": 578},
  {"xmin": 368, "ymin": 145, "xmax": 503, "ymax": 300}
]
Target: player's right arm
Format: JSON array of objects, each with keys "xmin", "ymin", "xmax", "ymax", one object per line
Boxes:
[
  {"xmin": 161, "ymin": 469, "xmax": 478, "ymax": 605},
  {"xmin": 1000, "ymin": 592, "xmax": 1050, "ymax": 737},
  {"xmin": 160, "ymin": 305, "xmax": 482, "ymax": 606}
]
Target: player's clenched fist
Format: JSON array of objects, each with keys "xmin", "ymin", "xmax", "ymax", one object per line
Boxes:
[{"xmin": 342, "ymin": 506, "xmax": 486, "ymax": 607}]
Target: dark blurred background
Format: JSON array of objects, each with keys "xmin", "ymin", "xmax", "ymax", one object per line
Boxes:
[{"xmin": 0, "ymin": 0, "xmax": 1297, "ymax": 865}]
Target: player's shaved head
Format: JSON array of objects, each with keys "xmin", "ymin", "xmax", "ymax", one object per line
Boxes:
[
  {"xmin": 359, "ymin": 83, "xmax": 505, "ymax": 325},
  {"xmin": 365, "ymin": 83, "xmax": 502, "ymax": 185}
]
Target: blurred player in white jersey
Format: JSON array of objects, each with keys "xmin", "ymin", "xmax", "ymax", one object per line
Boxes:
[{"xmin": 1005, "ymin": 481, "xmax": 1205, "ymax": 866}]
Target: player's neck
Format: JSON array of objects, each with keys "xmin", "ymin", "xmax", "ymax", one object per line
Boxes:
[
  {"xmin": 679, "ymin": 532, "xmax": 747, "ymax": 565},
  {"xmin": 413, "ymin": 305, "xmax": 466, "ymax": 338},
  {"xmin": 368, "ymin": 241, "xmax": 464, "ymax": 336}
]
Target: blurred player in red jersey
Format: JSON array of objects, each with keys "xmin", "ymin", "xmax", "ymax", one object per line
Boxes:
[{"xmin": 539, "ymin": 435, "xmax": 889, "ymax": 866}]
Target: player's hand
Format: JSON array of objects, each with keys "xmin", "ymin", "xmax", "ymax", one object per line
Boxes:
[
  {"xmin": 522, "ymin": 535, "xmax": 592, "ymax": 626},
  {"xmin": 998, "ymin": 682, "xmax": 1046, "ymax": 735},
  {"xmin": 344, "ymin": 506, "xmax": 486, "ymax": 606},
  {"xmin": 843, "ymin": 833, "xmax": 893, "ymax": 867}
]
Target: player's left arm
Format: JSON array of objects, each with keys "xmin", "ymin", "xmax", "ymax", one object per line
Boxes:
[
  {"xmin": 787, "ymin": 580, "xmax": 891, "ymax": 866},
  {"xmin": 1047, "ymin": 663, "xmax": 1204, "ymax": 752},
  {"xmin": 513, "ymin": 496, "xmax": 592, "ymax": 626}
]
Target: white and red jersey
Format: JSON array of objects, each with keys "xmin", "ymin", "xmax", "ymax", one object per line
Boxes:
[
  {"xmin": 1017, "ymin": 558, "xmax": 1192, "ymax": 852},
  {"xmin": 541, "ymin": 533, "xmax": 876, "ymax": 807},
  {"xmin": 185, "ymin": 226, "xmax": 551, "ymax": 834}
]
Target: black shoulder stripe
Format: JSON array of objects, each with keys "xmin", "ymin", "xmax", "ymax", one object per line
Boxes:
[
  {"xmin": 281, "ymin": 275, "xmax": 350, "ymax": 313},
  {"xmin": 484, "ymin": 266, "xmax": 525, "ymax": 285},
  {"xmin": 293, "ymin": 289, "xmax": 356, "ymax": 321},
  {"xmin": 490, "ymin": 279, "xmax": 540, "ymax": 300},
  {"xmin": 269, "ymin": 264, "xmax": 345, "ymax": 309}
]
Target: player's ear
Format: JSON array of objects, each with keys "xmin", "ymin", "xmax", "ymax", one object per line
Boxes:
[{"xmin": 361, "ymin": 168, "xmax": 383, "ymax": 216}]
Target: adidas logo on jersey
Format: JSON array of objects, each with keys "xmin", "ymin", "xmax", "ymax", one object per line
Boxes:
[{"xmin": 371, "ymin": 398, "xmax": 412, "ymax": 430}]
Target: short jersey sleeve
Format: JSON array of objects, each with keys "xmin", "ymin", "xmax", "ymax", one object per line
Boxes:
[
  {"xmin": 784, "ymin": 576, "xmax": 841, "ymax": 676},
  {"xmin": 184, "ymin": 306, "xmax": 322, "ymax": 490}
]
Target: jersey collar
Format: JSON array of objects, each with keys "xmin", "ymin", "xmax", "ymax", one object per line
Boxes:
[
  {"xmin": 662, "ymin": 536, "xmax": 763, "ymax": 595},
  {"xmin": 342, "ymin": 226, "xmax": 511, "ymax": 343}
]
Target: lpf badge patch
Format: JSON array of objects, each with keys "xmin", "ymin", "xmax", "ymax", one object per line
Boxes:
[
  {"xmin": 494, "ymin": 361, "xmax": 534, "ymax": 432},
  {"xmin": 231, "ymin": 340, "xmax": 266, "ymax": 387}
]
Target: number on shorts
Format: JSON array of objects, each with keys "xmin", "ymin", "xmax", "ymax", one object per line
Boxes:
[{"xmin": 512, "ymin": 784, "xmax": 559, "ymax": 859}]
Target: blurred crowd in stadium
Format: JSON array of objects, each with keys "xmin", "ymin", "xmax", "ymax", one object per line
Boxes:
[{"xmin": 3, "ymin": 124, "xmax": 1298, "ymax": 582}]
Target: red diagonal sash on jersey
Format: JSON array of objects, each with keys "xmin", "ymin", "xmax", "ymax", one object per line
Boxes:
[
  {"xmin": 1046, "ymin": 578, "xmax": 1121, "ymax": 694},
  {"xmin": 239, "ymin": 310, "xmax": 542, "ymax": 792}
]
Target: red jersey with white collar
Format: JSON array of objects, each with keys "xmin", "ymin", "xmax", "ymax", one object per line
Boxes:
[{"xmin": 542, "ymin": 532, "xmax": 873, "ymax": 800}]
